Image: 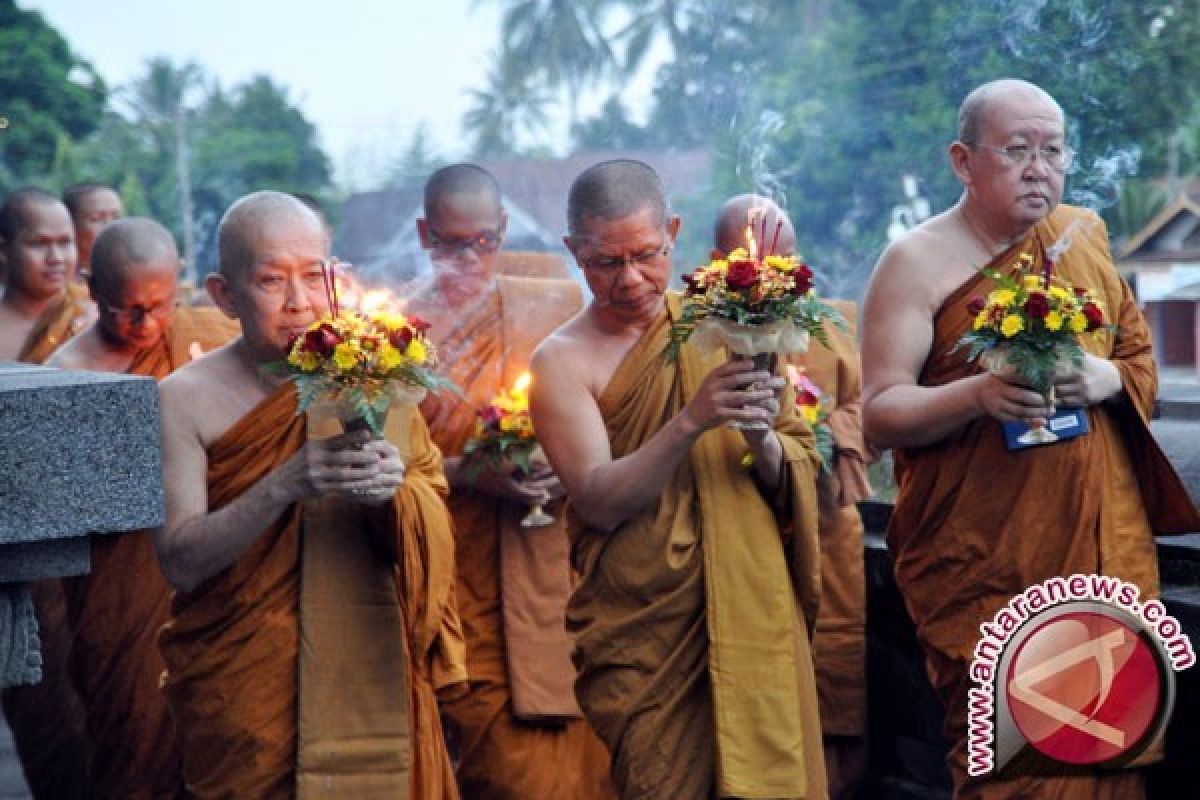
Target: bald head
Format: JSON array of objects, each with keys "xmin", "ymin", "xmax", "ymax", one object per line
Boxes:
[
  {"xmin": 424, "ymin": 164, "xmax": 502, "ymax": 218},
  {"xmin": 0, "ymin": 187, "xmax": 63, "ymax": 244},
  {"xmin": 217, "ymin": 191, "xmax": 324, "ymax": 281},
  {"xmin": 714, "ymin": 194, "xmax": 796, "ymax": 256},
  {"xmin": 958, "ymin": 79, "xmax": 1063, "ymax": 144},
  {"xmin": 89, "ymin": 218, "xmax": 178, "ymax": 297},
  {"xmin": 567, "ymin": 159, "xmax": 667, "ymax": 237}
]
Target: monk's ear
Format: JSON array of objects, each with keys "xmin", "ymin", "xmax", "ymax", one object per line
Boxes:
[
  {"xmin": 416, "ymin": 218, "xmax": 432, "ymax": 250},
  {"xmin": 205, "ymin": 272, "xmax": 239, "ymax": 320},
  {"xmin": 949, "ymin": 141, "xmax": 973, "ymax": 186}
]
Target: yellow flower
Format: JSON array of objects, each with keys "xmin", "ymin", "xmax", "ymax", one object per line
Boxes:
[
  {"xmin": 989, "ymin": 289, "xmax": 1016, "ymax": 308},
  {"xmin": 499, "ymin": 415, "xmax": 518, "ymax": 434},
  {"xmin": 801, "ymin": 404, "xmax": 821, "ymax": 426},
  {"xmin": 289, "ymin": 350, "xmax": 320, "ymax": 372},
  {"xmin": 1044, "ymin": 311, "xmax": 1064, "ymax": 332},
  {"xmin": 973, "ymin": 310, "xmax": 990, "ymax": 331},
  {"xmin": 1023, "ymin": 275, "xmax": 1043, "ymax": 290},
  {"xmin": 1069, "ymin": 313, "xmax": 1089, "ymax": 334},
  {"xmin": 1000, "ymin": 314, "xmax": 1024, "ymax": 338},
  {"xmin": 1048, "ymin": 286, "xmax": 1071, "ymax": 303},
  {"xmin": 405, "ymin": 338, "xmax": 427, "ymax": 362},
  {"xmin": 711, "ymin": 260, "xmax": 728, "ymax": 274},
  {"xmin": 378, "ymin": 343, "xmax": 403, "ymax": 371},
  {"xmin": 332, "ymin": 342, "xmax": 361, "ymax": 371}
]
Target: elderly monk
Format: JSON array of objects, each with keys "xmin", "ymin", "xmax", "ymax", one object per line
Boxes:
[
  {"xmin": 49, "ymin": 218, "xmax": 238, "ymax": 798},
  {"xmin": 531, "ymin": 159, "xmax": 828, "ymax": 799},
  {"xmin": 64, "ymin": 182, "xmax": 124, "ymax": 284},
  {"xmin": 0, "ymin": 186, "xmax": 93, "ymax": 800},
  {"xmin": 715, "ymin": 194, "xmax": 871, "ymax": 800},
  {"xmin": 154, "ymin": 191, "xmax": 464, "ymax": 798},
  {"xmin": 410, "ymin": 163, "xmax": 615, "ymax": 799},
  {"xmin": 863, "ymin": 79, "xmax": 1200, "ymax": 799}
]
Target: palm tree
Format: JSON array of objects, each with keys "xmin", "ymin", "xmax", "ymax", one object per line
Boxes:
[
  {"xmin": 615, "ymin": 0, "xmax": 689, "ymax": 76},
  {"xmin": 462, "ymin": 49, "xmax": 553, "ymax": 158}
]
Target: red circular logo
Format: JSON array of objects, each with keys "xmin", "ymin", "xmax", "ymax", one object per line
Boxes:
[{"xmin": 1005, "ymin": 610, "xmax": 1163, "ymax": 765}]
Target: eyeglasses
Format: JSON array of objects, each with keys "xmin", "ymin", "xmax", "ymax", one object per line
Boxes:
[
  {"xmin": 100, "ymin": 296, "xmax": 177, "ymax": 324},
  {"xmin": 971, "ymin": 142, "xmax": 1075, "ymax": 172},
  {"xmin": 426, "ymin": 222, "xmax": 503, "ymax": 256},
  {"xmin": 578, "ymin": 241, "xmax": 672, "ymax": 272}
]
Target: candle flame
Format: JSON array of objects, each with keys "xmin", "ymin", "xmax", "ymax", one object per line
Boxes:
[{"xmin": 513, "ymin": 372, "xmax": 532, "ymax": 394}]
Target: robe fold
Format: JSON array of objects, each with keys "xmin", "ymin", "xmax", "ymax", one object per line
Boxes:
[
  {"xmin": 566, "ymin": 292, "xmax": 827, "ymax": 799},
  {"xmin": 792, "ymin": 302, "xmax": 869, "ymax": 738},
  {"xmin": 59, "ymin": 307, "xmax": 239, "ymax": 799},
  {"xmin": 888, "ymin": 205, "xmax": 1199, "ymax": 798},
  {"xmin": 158, "ymin": 382, "xmax": 463, "ymax": 799},
  {"xmin": 420, "ymin": 276, "xmax": 616, "ymax": 800},
  {"xmin": 2, "ymin": 288, "xmax": 94, "ymax": 799}
]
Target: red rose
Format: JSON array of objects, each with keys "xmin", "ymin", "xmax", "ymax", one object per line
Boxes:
[
  {"xmin": 791, "ymin": 263, "xmax": 814, "ymax": 295},
  {"xmin": 480, "ymin": 405, "xmax": 502, "ymax": 428},
  {"xmin": 726, "ymin": 259, "xmax": 759, "ymax": 290},
  {"xmin": 1082, "ymin": 302, "xmax": 1105, "ymax": 329},
  {"xmin": 966, "ymin": 295, "xmax": 986, "ymax": 316},
  {"xmin": 1073, "ymin": 286, "xmax": 1088, "ymax": 297},
  {"xmin": 408, "ymin": 315, "xmax": 431, "ymax": 334},
  {"xmin": 796, "ymin": 389, "xmax": 819, "ymax": 407},
  {"xmin": 389, "ymin": 326, "xmax": 414, "ymax": 350},
  {"xmin": 1024, "ymin": 292, "xmax": 1050, "ymax": 319},
  {"xmin": 304, "ymin": 323, "xmax": 342, "ymax": 356}
]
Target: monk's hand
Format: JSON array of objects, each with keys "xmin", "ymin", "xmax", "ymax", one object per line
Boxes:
[
  {"xmin": 976, "ymin": 373, "xmax": 1056, "ymax": 425},
  {"xmin": 682, "ymin": 361, "xmax": 779, "ymax": 433},
  {"xmin": 304, "ymin": 431, "xmax": 405, "ymax": 505},
  {"xmin": 471, "ymin": 462, "xmax": 561, "ymax": 506},
  {"xmin": 1053, "ymin": 353, "xmax": 1122, "ymax": 407}
]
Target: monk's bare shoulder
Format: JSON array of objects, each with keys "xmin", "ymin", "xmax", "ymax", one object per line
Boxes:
[
  {"xmin": 870, "ymin": 212, "xmax": 975, "ymax": 317},
  {"xmin": 44, "ymin": 335, "xmax": 88, "ymax": 370},
  {"xmin": 532, "ymin": 314, "xmax": 590, "ymax": 386},
  {"xmin": 159, "ymin": 343, "xmax": 251, "ymax": 442}
]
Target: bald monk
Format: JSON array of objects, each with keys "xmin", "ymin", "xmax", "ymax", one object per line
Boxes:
[
  {"xmin": 154, "ymin": 190, "xmax": 464, "ymax": 798},
  {"xmin": 716, "ymin": 194, "xmax": 871, "ymax": 800},
  {"xmin": 64, "ymin": 181, "xmax": 124, "ymax": 284},
  {"xmin": 409, "ymin": 164, "xmax": 615, "ymax": 799},
  {"xmin": 863, "ymin": 79, "xmax": 1200, "ymax": 798},
  {"xmin": 0, "ymin": 187, "xmax": 93, "ymax": 799},
  {"xmin": 531, "ymin": 159, "xmax": 828, "ymax": 799},
  {"xmin": 49, "ymin": 218, "xmax": 238, "ymax": 798}
]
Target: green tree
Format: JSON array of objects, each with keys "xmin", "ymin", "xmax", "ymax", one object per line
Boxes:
[
  {"xmin": 0, "ymin": 0, "xmax": 107, "ymax": 191},
  {"xmin": 388, "ymin": 122, "xmax": 444, "ymax": 187},
  {"xmin": 463, "ymin": 49, "xmax": 553, "ymax": 157}
]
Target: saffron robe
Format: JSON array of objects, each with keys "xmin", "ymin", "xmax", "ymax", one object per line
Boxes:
[
  {"xmin": 420, "ymin": 276, "xmax": 616, "ymax": 800},
  {"xmin": 158, "ymin": 383, "xmax": 464, "ymax": 798},
  {"xmin": 566, "ymin": 293, "xmax": 828, "ymax": 799},
  {"xmin": 60, "ymin": 307, "xmax": 239, "ymax": 798},
  {"xmin": 793, "ymin": 301, "xmax": 870, "ymax": 738},
  {"xmin": 888, "ymin": 205, "xmax": 1199, "ymax": 798},
  {"xmin": 2, "ymin": 287, "xmax": 93, "ymax": 799}
]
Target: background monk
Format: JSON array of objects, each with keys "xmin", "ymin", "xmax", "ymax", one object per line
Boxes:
[
  {"xmin": 531, "ymin": 159, "xmax": 828, "ymax": 799},
  {"xmin": 49, "ymin": 217, "xmax": 238, "ymax": 798},
  {"xmin": 411, "ymin": 163, "xmax": 615, "ymax": 799},
  {"xmin": 715, "ymin": 194, "xmax": 872, "ymax": 800},
  {"xmin": 154, "ymin": 191, "xmax": 463, "ymax": 798},
  {"xmin": 63, "ymin": 181, "xmax": 124, "ymax": 286},
  {"xmin": 0, "ymin": 186, "xmax": 92, "ymax": 799},
  {"xmin": 863, "ymin": 79, "xmax": 1199, "ymax": 798}
]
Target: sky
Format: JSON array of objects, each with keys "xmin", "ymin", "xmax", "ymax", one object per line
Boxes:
[{"xmin": 26, "ymin": 0, "xmax": 665, "ymax": 189}]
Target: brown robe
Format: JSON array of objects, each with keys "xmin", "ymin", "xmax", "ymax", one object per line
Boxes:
[
  {"xmin": 565, "ymin": 293, "xmax": 828, "ymax": 799},
  {"xmin": 888, "ymin": 205, "xmax": 1200, "ymax": 798},
  {"xmin": 498, "ymin": 250, "xmax": 572, "ymax": 280},
  {"xmin": 792, "ymin": 302, "xmax": 870, "ymax": 738},
  {"xmin": 59, "ymin": 307, "xmax": 239, "ymax": 799},
  {"xmin": 419, "ymin": 277, "xmax": 616, "ymax": 800},
  {"xmin": 2, "ymin": 287, "xmax": 94, "ymax": 799},
  {"xmin": 158, "ymin": 382, "xmax": 463, "ymax": 798}
]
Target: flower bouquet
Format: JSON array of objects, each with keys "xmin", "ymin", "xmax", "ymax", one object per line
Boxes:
[
  {"xmin": 667, "ymin": 217, "xmax": 845, "ymax": 429},
  {"xmin": 955, "ymin": 252, "xmax": 1110, "ymax": 444},
  {"xmin": 787, "ymin": 365, "xmax": 834, "ymax": 470},
  {"xmin": 270, "ymin": 260, "xmax": 456, "ymax": 437},
  {"xmin": 462, "ymin": 373, "xmax": 554, "ymax": 528}
]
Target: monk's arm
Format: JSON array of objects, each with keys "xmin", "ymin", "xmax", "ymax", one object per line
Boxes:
[
  {"xmin": 862, "ymin": 243, "xmax": 1051, "ymax": 449},
  {"xmin": 153, "ymin": 378, "xmax": 312, "ymax": 592}
]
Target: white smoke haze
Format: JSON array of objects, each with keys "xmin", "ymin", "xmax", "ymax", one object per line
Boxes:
[{"xmin": 1067, "ymin": 145, "xmax": 1142, "ymax": 213}]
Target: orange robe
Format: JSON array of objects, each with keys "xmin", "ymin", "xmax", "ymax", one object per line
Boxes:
[
  {"xmin": 418, "ymin": 277, "xmax": 616, "ymax": 800},
  {"xmin": 59, "ymin": 307, "xmax": 239, "ymax": 799},
  {"xmin": 2, "ymin": 288, "xmax": 94, "ymax": 799},
  {"xmin": 158, "ymin": 383, "xmax": 463, "ymax": 798},
  {"xmin": 888, "ymin": 205, "xmax": 1199, "ymax": 798},
  {"xmin": 564, "ymin": 294, "xmax": 827, "ymax": 799}
]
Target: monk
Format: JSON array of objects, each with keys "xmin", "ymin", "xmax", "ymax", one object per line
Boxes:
[
  {"xmin": 531, "ymin": 159, "xmax": 828, "ymax": 799},
  {"xmin": 0, "ymin": 187, "xmax": 93, "ymax": 799},
  {"xmin": 64, "ymin": 182, "xmax": 124, "ymax": 284},
  {"xmin": 862, "ymin": 79, "xmax": 1200, "ymax": 798},
  {"xmin": 154, "ymin": 190, "xmax": 464, "ymax": 798},
  {"xmin": 410, "ymin": 164, "xmax": 616, "ymax": 799},
  {"xmin": 49, "ymin": 217, "xmax": 238, "ymax": 798},
  {"xmin": 715, "ymin": 194, "xmax": 872, "ymax": 800}
]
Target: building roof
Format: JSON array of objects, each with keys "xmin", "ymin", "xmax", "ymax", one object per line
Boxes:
[{"xmin": 1118, "ymin": 190, "xmax": 1200, "ymax": 266}]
